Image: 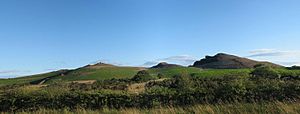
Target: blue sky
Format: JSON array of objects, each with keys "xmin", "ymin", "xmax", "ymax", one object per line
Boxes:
[{"xmin": 1, "ymin": 0, "xmax": 300, "ymax": 78}]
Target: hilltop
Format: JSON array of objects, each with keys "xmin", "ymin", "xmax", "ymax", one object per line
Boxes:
[
  {"xmin": 192, "ymin": 53, "xmax": 282, "ymax": 69},
  {"xmin": 0, "ymin": 53, "xmax": 284, "ymax": 86},
  {"xmin": 150, "ymin": 62, "xmax": 183, "ymax": 69}
]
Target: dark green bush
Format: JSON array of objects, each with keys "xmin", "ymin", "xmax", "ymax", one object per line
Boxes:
[
  {"xmin": 131, "ymin": 70, "xmax": 157, "ymax": 82},
  {"xmin": 251, "ymin": 66, "xmax": 281, "ymax": 79}
]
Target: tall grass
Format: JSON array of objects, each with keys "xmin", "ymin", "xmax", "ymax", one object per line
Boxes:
[{"xmin": 10, "ymin": 101, "xmax": 300, "ymax": 114}]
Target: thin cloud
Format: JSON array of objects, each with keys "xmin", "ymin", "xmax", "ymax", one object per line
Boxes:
[
  {"xmin": 249, "ymin": 49, "xmax": 275, "ymax": 54},
  {"xmin": 161, "ymin": 55, "xmax": 198, "ymax": 63},
  {"xmin": 0, "ymin": 70, "xmax": 32, "ymax": 78},
  {"xmin": 43, "ymin": 68, "xmax": 59, "ymax": 71},
  {"xmin": 248, "ymin": 49, "xmax": 300, "ymax": 66},
  {"xmin": 248, "ymin": 52, "xmax": 285, "ymax": 57},
  {"xmin": 278, "ymin": 62, "xmax": 300, "ymax": 66},
  {"xmin": 142, "ymin": 61, "xmax": 158, "ymax": 66},
  {"xmin": 248, "ymin": 49, "xmax": 300, "ymax": 57},
  {"xmin": 0, "ymin": 70, "xmax": 20, "ymax": 74}
]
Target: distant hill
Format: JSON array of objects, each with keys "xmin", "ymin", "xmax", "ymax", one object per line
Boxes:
[
  {"xmin": 0, "ymin": 62, "xmax": 144, "ymax": 86},
  {"xmin": 0, "ymin": 54, "xmax": 285, "ymax": 86},
  {"xmin": 40, "ymin": 62, "xmax": 144, "ymax": 84},
  {"xmin": 192, "ymin": 53, "xmax": 282, "ymax": 69},
  {"xmin": 83, "ymin": 62, "xmax": 116, "ymax": 69},
  {"xmin": 151, "ymin": 62, "xmax": 183, "ymax": 69}
]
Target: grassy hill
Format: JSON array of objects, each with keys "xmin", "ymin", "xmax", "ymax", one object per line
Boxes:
[
  {"xmin": 0, "ymin": 64, "xmax": 252, "ymax": 86},
  {"xmin": 2, "ymin": 55, "xmax": 300, "ymax": 113},
  {"xmin": 0, "ymin": 59, "xmax": 297, "ymax": 87},
  {"xmin": 2, "ymin": 63, "xmax": 300, "ymax": 113},
  {"xmin": 0, "ymin": 53, "xmax": 286, "ymax": 86},
  {"xmin": 45, "ymin": 66, "xmax": 144, "ymax": 84},
  {"xmin": 0, "ymin": 63, "xmax": 145, "ymax": 86},
  {"xmin": 0, "ymin": 70, "xmax": 67, "ymax": 86}
]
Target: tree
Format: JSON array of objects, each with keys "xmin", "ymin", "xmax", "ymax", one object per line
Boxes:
[
  {"xmin": 251, "ymin": 65, "xmax": 281, "ymax": 79},
  {"xmin": 131, "ymin": 70, "xmax": 157, "ymax": 82},
  {"xmin": 287, "ymin": 66, "xmax": 300, "ymax": 70},
  {"xmin": 172, "ymin": 72, "xmax": 194, "ymax": 92}
]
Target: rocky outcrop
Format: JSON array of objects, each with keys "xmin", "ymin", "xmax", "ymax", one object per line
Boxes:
[{"xmin": 192, "ymin": 53, "xmax": 282, "ymax": 69}]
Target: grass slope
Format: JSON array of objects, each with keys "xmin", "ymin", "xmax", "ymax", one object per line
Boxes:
[
  {"xmin": 2, "ymin": 64, "xmax": 300, "ymax": 86},
  {"xmin": 0, "ymin": 67, "xmax": 257, "ymax": 86},
  {"xmin": 0, "ymin": 71, "xmax": 66, "ymax": 86},
  {"xmin": 45, "ymin": 66, "xmax": 143, "ymax": 84},
  {"xmin": 148, "ymin": 67, "xmax": 251, "ymax": 78}
]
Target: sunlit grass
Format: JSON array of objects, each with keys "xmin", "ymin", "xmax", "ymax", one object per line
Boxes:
[{"xmin": 12, "ymin": 101, "xmax": 300, "ymax": 114}]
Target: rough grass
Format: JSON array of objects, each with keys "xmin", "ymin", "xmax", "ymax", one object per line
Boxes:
[{"xmin": 11, "ymin": 101, "xmax": 300, "ymax": 114}]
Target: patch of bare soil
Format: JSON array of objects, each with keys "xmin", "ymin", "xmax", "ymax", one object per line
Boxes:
[
  {"xmin": 127, "ymin": 78, "xmax": 168, "ymax": 94},
  {"xmin": 71, "ymin": 80, "xmax": 97, "ymax": 84}
]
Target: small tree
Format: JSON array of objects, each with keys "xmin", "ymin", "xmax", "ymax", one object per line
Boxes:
[
  {"xmin": 131, "ymin": 70, "xmax": 156, "ymax": 82},
  {"xmin": 172, "ymin": 72, "xmax": 194, "ymax": 92},
  {"xmin": 251, "ymin": 65, "xmax": 281, "ymax": 79}
]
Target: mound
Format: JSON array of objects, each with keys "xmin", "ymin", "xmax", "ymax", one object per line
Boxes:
[
  {"xmin": 192, "ymin": 53, "xmax": 282, "ymax": 69},
  {"xmin": 83, "ymin": 62, "xmax": 116, "ymax": 69},
  {"xmin": 151, "ymin": 62, "xmax": 183, "ymax": 69}
]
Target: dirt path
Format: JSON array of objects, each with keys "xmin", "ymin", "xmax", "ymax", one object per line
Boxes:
[{"xmin": 71, "ymin": 80, "xmax": 97, "ymax": 84}]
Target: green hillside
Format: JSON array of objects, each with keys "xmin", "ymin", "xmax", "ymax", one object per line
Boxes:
[
  {"xmin": 45, "ymin": 66, "xmax": 144, "ymax": 83},
  {"xmin": 0, "ymin": 66, "xmax": 256, "ymax": 86},
  {"xmin": 1, "ymin": 62, "xmax": 299, "ymax": 87},
  {"xmin": 0, "ymin": 70, "xmax": 67, "ymax": 86},
  {"xmin": 148, "ymin": 67, "xmax": 252, "ymax": 78},
  {"xmin": 0, "ymin": 64, "xmax": 145, "ymax": 86}
]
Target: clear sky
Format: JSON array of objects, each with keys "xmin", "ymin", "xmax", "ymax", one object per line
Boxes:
[{"xmin": 1, "ymin": 0, "xmax": 300, "ymax": 78}]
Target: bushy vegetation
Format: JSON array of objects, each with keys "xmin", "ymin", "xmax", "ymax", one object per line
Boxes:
[
  {"xmin": 1, "ymin": 67, "xmax": 300, "ymax": 113},
  {"xmin": 251, "ymin": 65, "xmax": 281, "ymax": 79},
  {"xmin": 131, "ymin": 70, "xmax": 157, "ymax": 82}
]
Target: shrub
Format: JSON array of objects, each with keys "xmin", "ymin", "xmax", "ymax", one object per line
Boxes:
[
  {"xmin": 172, "ymin": 72, "xmax": 195, "ymax": 92},
  {"xmin": 287, "ymin": 66, "xmax": 300, "ymax": 70},
  {"xmin": 251, "ymin": 66, "xmax": 281, "ymax": 79},
  {"xmin": 131, "ymin": 70, "xmax": 157, "ymax": 82}
]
